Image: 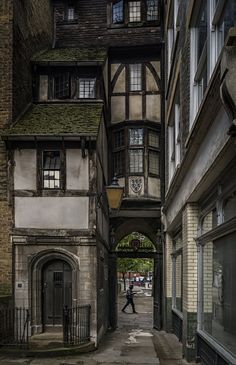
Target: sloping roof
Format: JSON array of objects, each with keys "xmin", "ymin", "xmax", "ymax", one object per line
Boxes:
[
  {"xmin": 2, "ymin": 103, "xmax": 103, "ymax": 138},
  {"xmin": 31, "ymin": 47, "xmax": 107, "ymax": 63}
]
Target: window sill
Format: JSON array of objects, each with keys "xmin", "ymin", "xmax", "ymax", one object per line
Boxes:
[
  {"xmin": 107, "ymin": 21, "xmax": 159, "ymax": 29},
  {"xmin": 197, "ymin": 330, "xmax": 236, "ymax": 365}
]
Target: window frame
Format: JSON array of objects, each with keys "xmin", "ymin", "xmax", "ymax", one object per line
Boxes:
[
  {"xmin": 41, "ymin": 150, "xmax": 63, "ymax": 190},
  {"xmin": 172, "ymin": 231, "xmax": 183, "ymax": 314},
  {"xmin": 129, "ymin": 63, "xmax": 142, "ymax": 92},
  {"xmin": 109, "ymin": 0, "xmax": 159, "ymax": 27},
  {"xmin": 78, "ymin": 78, "xmax": 96, "ymax": 99}
]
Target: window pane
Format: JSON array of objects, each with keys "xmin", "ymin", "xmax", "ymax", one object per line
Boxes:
[
  {"xmin": 129, "ymin": 149, "xmax": 143, "ymax": 173},
  {"xmin": 149, "ymin": 130, "xmax": 159, "ymax": 148},
  {"xmin": 113, "ymin": 130, "xmax": 124, "ymax": 149},
  {"xmin": 147, "ymin": 0, "xmax": 158, "ymax": 21},
  {"xmin": 201, "ymin": 209, "xmax": 217, "ymax": 235},
  {"xmin": 130, "ymin": 64, "xmax": 142, "ymax": 91},
  {"xmin": 112, "ymin": 0, "xmax": 124, "ymax": 23},
  {"xmin": 129, "ymin": 1, "xmax": 141, "ymax": 22},
  {"xmin": 197, "ymin": 2, "xmax": 207, "ymax": 63},
  {"xmin": 149, "ymin": 150, "xmax": 159, "ymax": 175},
  {"xmin": 113, "ymin": 151, "xmax": 125, "ymax": 175},
  {"xmin": 43, "ymin": 151, "xmax": 61, "ymax": 189},
  {"xmin": 129, "ymin": 128, "xmax": 143, "ymax": 145},
  {"xmin": 203, "ymin": 236, "xmax": 236, "ymax": 356},
  {"xmin": 54, "ymin": 73, "xmax": 70, "ymax": 99},
  {"xmin": 217, "ymin": 1, "xmax": 236, "ymax": 55},
  {"xmin": 223, "ymin": 194, "xmax": 236, "ymax": 222},
  {"xmin": 68, "ymin": 7, "xmax": 75, "ymax": 20},
  {"xmin": 79, "ymin": 79, "xmax": 95, "ymax": 98}
]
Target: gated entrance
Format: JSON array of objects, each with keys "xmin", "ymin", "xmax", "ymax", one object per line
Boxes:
[
  {"xmin": 109, "ymin": 230, "xmax": 162, "ymax": 330},
  {"xmin": 42, "ymin": 260, "xmax": 72, "ymax": 328}
]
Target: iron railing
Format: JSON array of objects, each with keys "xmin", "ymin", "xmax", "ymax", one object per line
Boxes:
[
  {"xmin": 63, "ymin": 305, "xmax": 91, "ymax": 346},
  {"xmin": 0, "ymin": 307, "xmax": 30, "ymax": 347},
  {"xmin": 172, "ymin": 310, "xmax": 183, "ymax": 342}
]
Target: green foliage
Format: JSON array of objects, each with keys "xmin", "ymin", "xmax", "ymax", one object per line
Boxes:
[
  {"xmin": 116, "ymin": 232, "xmax": 155, "ymax": 251},
  {"xmin": 117, "ymin": 258, "xmax": 153, "ymax": 274}
]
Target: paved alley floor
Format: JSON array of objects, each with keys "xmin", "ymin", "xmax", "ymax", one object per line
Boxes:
[{"xmin": 0, "ymin": 288, "xmax": 197, "ymax": 365}]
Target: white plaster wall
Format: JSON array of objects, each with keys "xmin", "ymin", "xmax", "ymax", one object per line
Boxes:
[
  {"xmin": 166, "ymin": 108, "xmax": 231, "ymax": 225},
  {"xmin": 15, "ymin": 197, "xmax": 89, "ymax": 229},
  {"xmin": 111, "ymin": 96, "xmax": 126, "ymax": 123},
  {"xmin": 113, "ymin": 68, "xmax": 125, "ymax": 93},
  {"xmin": 66, "ymin": 149, "xmax": 89, "ymax": 190},
  {"xmin": 146, "ymin": 94, "xmax": 160, "ymax": 121},
  {"xmin": 14, "ymin": 149, "xmax": 37, "ymax": 190},
  {"xmin": 129, "ymin": 95, "xmax": 142, "ymax": 120},
  {"xmin": 148, "ymin": 177, "xmax": 160, "ymax": 198}
]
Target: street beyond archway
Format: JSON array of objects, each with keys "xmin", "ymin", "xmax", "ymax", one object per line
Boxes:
[{"xmin": 0, "ymin": 290, "xmax": 197, "ymax": 365}]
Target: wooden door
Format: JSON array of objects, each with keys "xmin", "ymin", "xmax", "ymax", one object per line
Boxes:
[{"xmin": 42, "ymin": 260, "xmax": 72, "ymax": 327}]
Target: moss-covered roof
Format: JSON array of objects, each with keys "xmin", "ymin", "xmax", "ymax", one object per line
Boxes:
[
  {"xmin": 32, "ymin": 47, "xmax": 107, "ymax": 63},
  {"xmin": 2, "ymin": 103, "xmax": 103, "ymax": 137}
]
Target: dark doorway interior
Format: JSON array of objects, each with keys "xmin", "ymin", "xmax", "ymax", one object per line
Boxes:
[{"xmin": 42, "ymin": 260, "xmax": 72, "ymax": 329}]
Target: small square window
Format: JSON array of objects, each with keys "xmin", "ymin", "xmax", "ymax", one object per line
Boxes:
[
  {"xmin": 79, "ymin": 79, "xmax": 96, "ymax": 99},
  {"xmin": 129, "ymin": 1, "xmax": 141, "ymax": 22},
  {"xmin": 43, "ymin": 151, "xmax": 61, "ymax": 189},
  {"xmin": 112, "ymin": 0, "xmax": 124, "ymax": 24},
  {"xmin": 130, "ymin": 64, "xmax": 142, "ymax": 91}
]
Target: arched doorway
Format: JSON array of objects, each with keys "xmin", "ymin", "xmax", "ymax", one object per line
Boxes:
[
  {"xmin": 42, "ymin": 260, "xmax": 72, "ymax": 329},
  {"xmin": 109, "ymin": 228, "xmax": 162, "ymax": 331}
]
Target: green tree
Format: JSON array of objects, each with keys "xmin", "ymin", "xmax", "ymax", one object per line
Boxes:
[{"xmin": 117, "ymin": 258, "xmax": 153, "ymax": 290}]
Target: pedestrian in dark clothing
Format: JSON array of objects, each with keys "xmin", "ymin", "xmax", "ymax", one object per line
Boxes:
[{"xmin": 122, "ymin": 284, "xmax": 137, "ymax": 313}]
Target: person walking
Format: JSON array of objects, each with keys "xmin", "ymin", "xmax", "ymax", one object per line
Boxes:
[{"xmin": 122, "ymin": 284, "xmax": 137, "ymax": 313}]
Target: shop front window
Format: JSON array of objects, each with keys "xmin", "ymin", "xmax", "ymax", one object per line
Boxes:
[{"xmin": 202, "ymin": 236, "xmax": 236, "ymax": 356}]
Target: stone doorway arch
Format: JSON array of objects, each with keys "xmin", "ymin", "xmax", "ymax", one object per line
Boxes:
[
  {"xmin": 108, "ymin": 219, "xmax": 162, "ymax": 331},
  {"xmin": 29, "ymin": 248, "xmax": 80, "ymax": 335}
]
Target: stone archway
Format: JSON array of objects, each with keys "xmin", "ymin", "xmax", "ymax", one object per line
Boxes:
[
  {"xmin": 29, "ymin": 248, "xmax": 80, "ymax": 334},
  {"xmin": 108, "ymin": 219, "xmax": 162, "ymax": 330}
]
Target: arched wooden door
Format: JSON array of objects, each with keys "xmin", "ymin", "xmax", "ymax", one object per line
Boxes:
[{"xmin": 42, "ymin": 260, "xmax": 72, "ymax": 328}]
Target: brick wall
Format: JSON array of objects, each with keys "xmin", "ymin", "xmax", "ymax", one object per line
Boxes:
[
  {"xmin": 54, "ymin": 0, "xmax": 161, "ymax": 48},
  {"xmin": 13, "ymin": 0, "xmax": 53, "ymax": 119},
  {"xmin": 0, "ymin": 0, "xmax": 13, "ymax": 296}
]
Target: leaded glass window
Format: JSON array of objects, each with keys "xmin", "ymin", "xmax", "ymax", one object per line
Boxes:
[
  {"xmin": 129, "ymin": 1, "xmax": 141, "ymax": 22},
  {"xmin": 147, "ymin": 0, "xmax": 158, "ymax": 21},
  {"xmin": 113, "ymin": 151, "xmax": 125, "ymax": 175},
  {"xmin": 67, "ymin": 7, "xmax": 75, "ymax": 20},
  {"xmin": 149, "ymin": 130, "xmax": 159, "ymax": 148},
  {"xmin": 43, "ymin": 151, "xmax": 61, "ymax": 189},
  {"xmin": 129, "ymin": 149, "xmax": 143, "ymax": 173},
  {"xmin": 129, "ymin": 128, "xmax": 143, "ymax": 145},
  {"xmin": 113, "ymin": 130, "xmax": 124, "ymax": 149},
  {"xmin": 149, "ymin": 150, "xmax": 159, "ymax": 175},
  {"xmin": 79, "ymin": 79, "xmax": 96, "ymax": 98},
  {"xmin": 130, "ymin": 64, "xmax": 142, "ymax": 91},
  {"xmin": 54, "ymin": 73, "xmax": 70, "ymax": 99},
  {"xmin": 112, "ymin": 0, "xmax": 124, "ymax": 23}
]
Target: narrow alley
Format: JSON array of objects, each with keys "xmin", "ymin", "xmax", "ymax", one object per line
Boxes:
[{"xmin": 0, "ymin": 290, "xmax": 197, "ymax": 365}]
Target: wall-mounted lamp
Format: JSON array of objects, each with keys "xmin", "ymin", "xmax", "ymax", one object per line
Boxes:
[{"xmin": 97, "ymin": 175, "xmax": 124, "ymax": 210}]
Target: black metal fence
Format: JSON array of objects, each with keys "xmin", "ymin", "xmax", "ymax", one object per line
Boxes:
[
  {"xmin": 63, "ymin": 305, "xmax": 91, "ymax": 346},
  {"xmin": 0, "ymin": 307, "xmax": 30, "ymax": 347},
  {"xmin": 172, "ymin": 310, "xmax": 183, "ymax": 342}
]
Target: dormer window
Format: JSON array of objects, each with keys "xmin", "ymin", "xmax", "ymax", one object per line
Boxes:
[
  {"xmin": 129, "ymin": 1, "xmax": 141, "ymax": 22},
  {"xmin": 67, "ymin": 7, "xmax": 75, "ymax": 21},
  {"xmin": 54, "ymin": 73, "xmax": 70, "ymax": 99},
  {"xmin": 147, "ymin": 0, "xmax": 158, "ymax": 21},
  {"xmin": 112, "ymin": 0, "xmax": 124, "ymax": 24},
  {"xmin": 78, "ymin": 79, "xmax": 96, "ymax": 99},
  {"xmin": 110, "ymin": 0, "xmax": 159, "ymax": 26}
]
